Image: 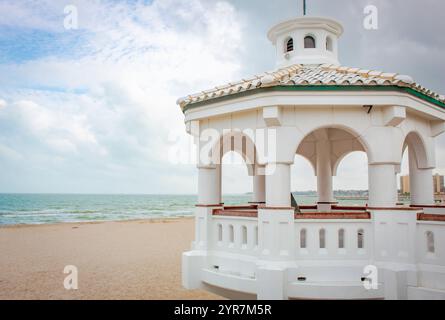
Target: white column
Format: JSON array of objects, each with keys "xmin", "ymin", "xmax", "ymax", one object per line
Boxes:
[
  {"xmin": 253, "ymin": 174, "xmax": 266, "ymax": 203},
  {"xmin": 368, "ymin": 164, "xmax": 398, "ymax": 207},
  {"xmin": 409, "ymin": 150, "xmax": 434, "ymax": 205},
  {"xmin": 265, "ymin": 163, "xmax": 291, "ymax": 207},
  {"xmin": 316, "ymin": 140, "xmax": 334, "ymax": 203},
  {"xmin": 198, "ymin": 166, "xmax": 220, "ymax": 205}
]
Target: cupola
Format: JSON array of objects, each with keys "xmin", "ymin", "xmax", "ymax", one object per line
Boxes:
[{"xmin": 267, "ymin": 16, "xmax": 343, "ymax": 68}]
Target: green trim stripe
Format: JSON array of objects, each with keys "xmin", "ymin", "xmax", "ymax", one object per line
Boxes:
[{"xmin": 182, "ymin": 85, "xmax": 445, "ymax": 113}]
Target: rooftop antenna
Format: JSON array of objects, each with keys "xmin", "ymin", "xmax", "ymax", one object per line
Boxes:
[{"xmin": 303, "ymin": 0, "xmax": 307, "ymax": 15}]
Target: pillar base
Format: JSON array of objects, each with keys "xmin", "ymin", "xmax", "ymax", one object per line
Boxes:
[
  {"xmin": 182, "ymin": 251, "xmax": 206, "ymax": 290},
  {"xmin": 258, "ymin": 208, "xmax": 295, "ymax": 261},
  {"xmin": 383, "ymin": 269, "xmax": 409, "ymax": 300},
  {"xmin": 256, "ymin": 265, "xmax": 298, "ymax": 300},
  {"xmin": 317, "ymin": 202, "xmax": 338, "ymax": 212},
  {"xmin": 193, "ymin": 205, "xmax": 222, "ymax": 251}
]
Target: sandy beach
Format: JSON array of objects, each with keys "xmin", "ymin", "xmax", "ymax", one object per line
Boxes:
[{"xmin": 0, "ymin": 218, "xmax": 222, "ymax": 300}]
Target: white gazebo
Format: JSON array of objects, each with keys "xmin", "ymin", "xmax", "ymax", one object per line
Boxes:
[{"xmin": 178, "ymin": 15, "xmax": 445, "ymax": 300}]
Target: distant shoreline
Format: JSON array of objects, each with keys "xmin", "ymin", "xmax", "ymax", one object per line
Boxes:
[
  {"xmin": 0, "ymin": 216, "xmax": 194, "ymax": 229},
  {"xmin": 0, "ymin": 194, "xmax": 369, "ymax": 226}
]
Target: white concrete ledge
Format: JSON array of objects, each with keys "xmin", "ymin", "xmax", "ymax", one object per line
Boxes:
[
  {"xmin": 288, "ymin": 281, "xmax": 384, "ymax": 300},
  {"xmin": 408, "ymin": 286, "xmax": 445, "ymax": 300},
  {"xmin": 201, "ymin": 268, "xmax": 257, "ymax": 295}
]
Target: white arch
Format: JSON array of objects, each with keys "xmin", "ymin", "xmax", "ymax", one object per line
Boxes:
[
  {"xmin": 293, "ymin": 126, "xmax": 370, "ymax": 204},
  {"xmin": 402, "ymin": 131, "xmax": 431, "ymax": 169},
  {"xmin": 210, "ymin": 130, "xmax": 258, "ymax": 176},
  {"xmin": 402, "ymin": 131, "xmax": 435, "ymax": 205},
  {"xmin": 294, "ymin": 125, "xmax": 371, "ymax": 161}
]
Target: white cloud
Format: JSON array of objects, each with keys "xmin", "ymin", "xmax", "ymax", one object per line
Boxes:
[
  {"xmin": 5, "ymin": 99, "xmax": 99, "ymax": 154},
  {"xmin": 0, "ymin": 0, "xmax": 245, "ymax": 193}
]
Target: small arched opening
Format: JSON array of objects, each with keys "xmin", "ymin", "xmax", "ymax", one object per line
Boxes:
[
  {"xmin": 426, "ymin": 231, "xmax": 435, "ymax": 253},
  {"xmin": 326, "ymin": 36, "xmax": 333, "ymax": 52},
  {"xmin": 285, "ymin": 37, "xmax": 294, "ymax": 53},
  {"xmin": 338, "ymin": 228, "xmax": 345, "ymax": 249},
  {"xmin": 319, "ymin": 229, "xmax": 326, "ymax": 249},
  {"xmin": 304, "ymin": 35, "xmax": 316, "ymax": 49},
  {"xmin": 242, "ymin": 226, "xmax": 248, "ymax": 245},
  {"xmin": 300, "ymin": 228, "xmax": 307, "ymax": 249},
  {"xmin": 217, "ymin": 224, "xmax": 223, "ymax": 242},
  {"xmin": 229, "ymin": 225, "xmax": 235, "ymax": 243},
  {"xmin": 357, "ymin": 229, "xmax": 365, "ymax": 249}
]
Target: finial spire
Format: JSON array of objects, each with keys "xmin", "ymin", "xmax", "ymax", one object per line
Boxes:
[{"xmin": 303, "ymin": 0, "xmax": 307, "ymax": 15}]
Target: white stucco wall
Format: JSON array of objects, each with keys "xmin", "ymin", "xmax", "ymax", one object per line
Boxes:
[{"xmin": 184, "ymin": 212, "xmax": 445, "ymax": 299}]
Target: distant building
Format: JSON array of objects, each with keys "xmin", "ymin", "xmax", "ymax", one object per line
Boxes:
[
  {"xmin": 400, "ymin": 174, "xmax": 444, "ymax": 194},
  {"xmin": 400, "ymin": 175, "xmax": 410, "ymax": 194},
  {"xmin": 433, "ymin": 174, "xmax": 445, "ymax": 194}
]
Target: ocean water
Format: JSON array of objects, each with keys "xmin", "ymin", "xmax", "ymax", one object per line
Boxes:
[{"xmin": 0, "ymin": 194, "xmax": 365, "ymax": 226}]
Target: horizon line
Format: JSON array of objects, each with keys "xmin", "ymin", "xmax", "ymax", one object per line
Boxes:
[{"xmin": 0, "ymin": 190, "xmax": 371, "ymax": 196}]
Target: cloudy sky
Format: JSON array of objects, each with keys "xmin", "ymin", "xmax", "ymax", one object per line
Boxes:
[{"xmin": 0, "ymin": 0, "xmax": 444, "ymax": 195}]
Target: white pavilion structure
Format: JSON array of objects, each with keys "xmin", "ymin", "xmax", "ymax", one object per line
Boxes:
[{"xmin": 178, "ymin": 15, "xmax": 445, "ymax": 300}]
